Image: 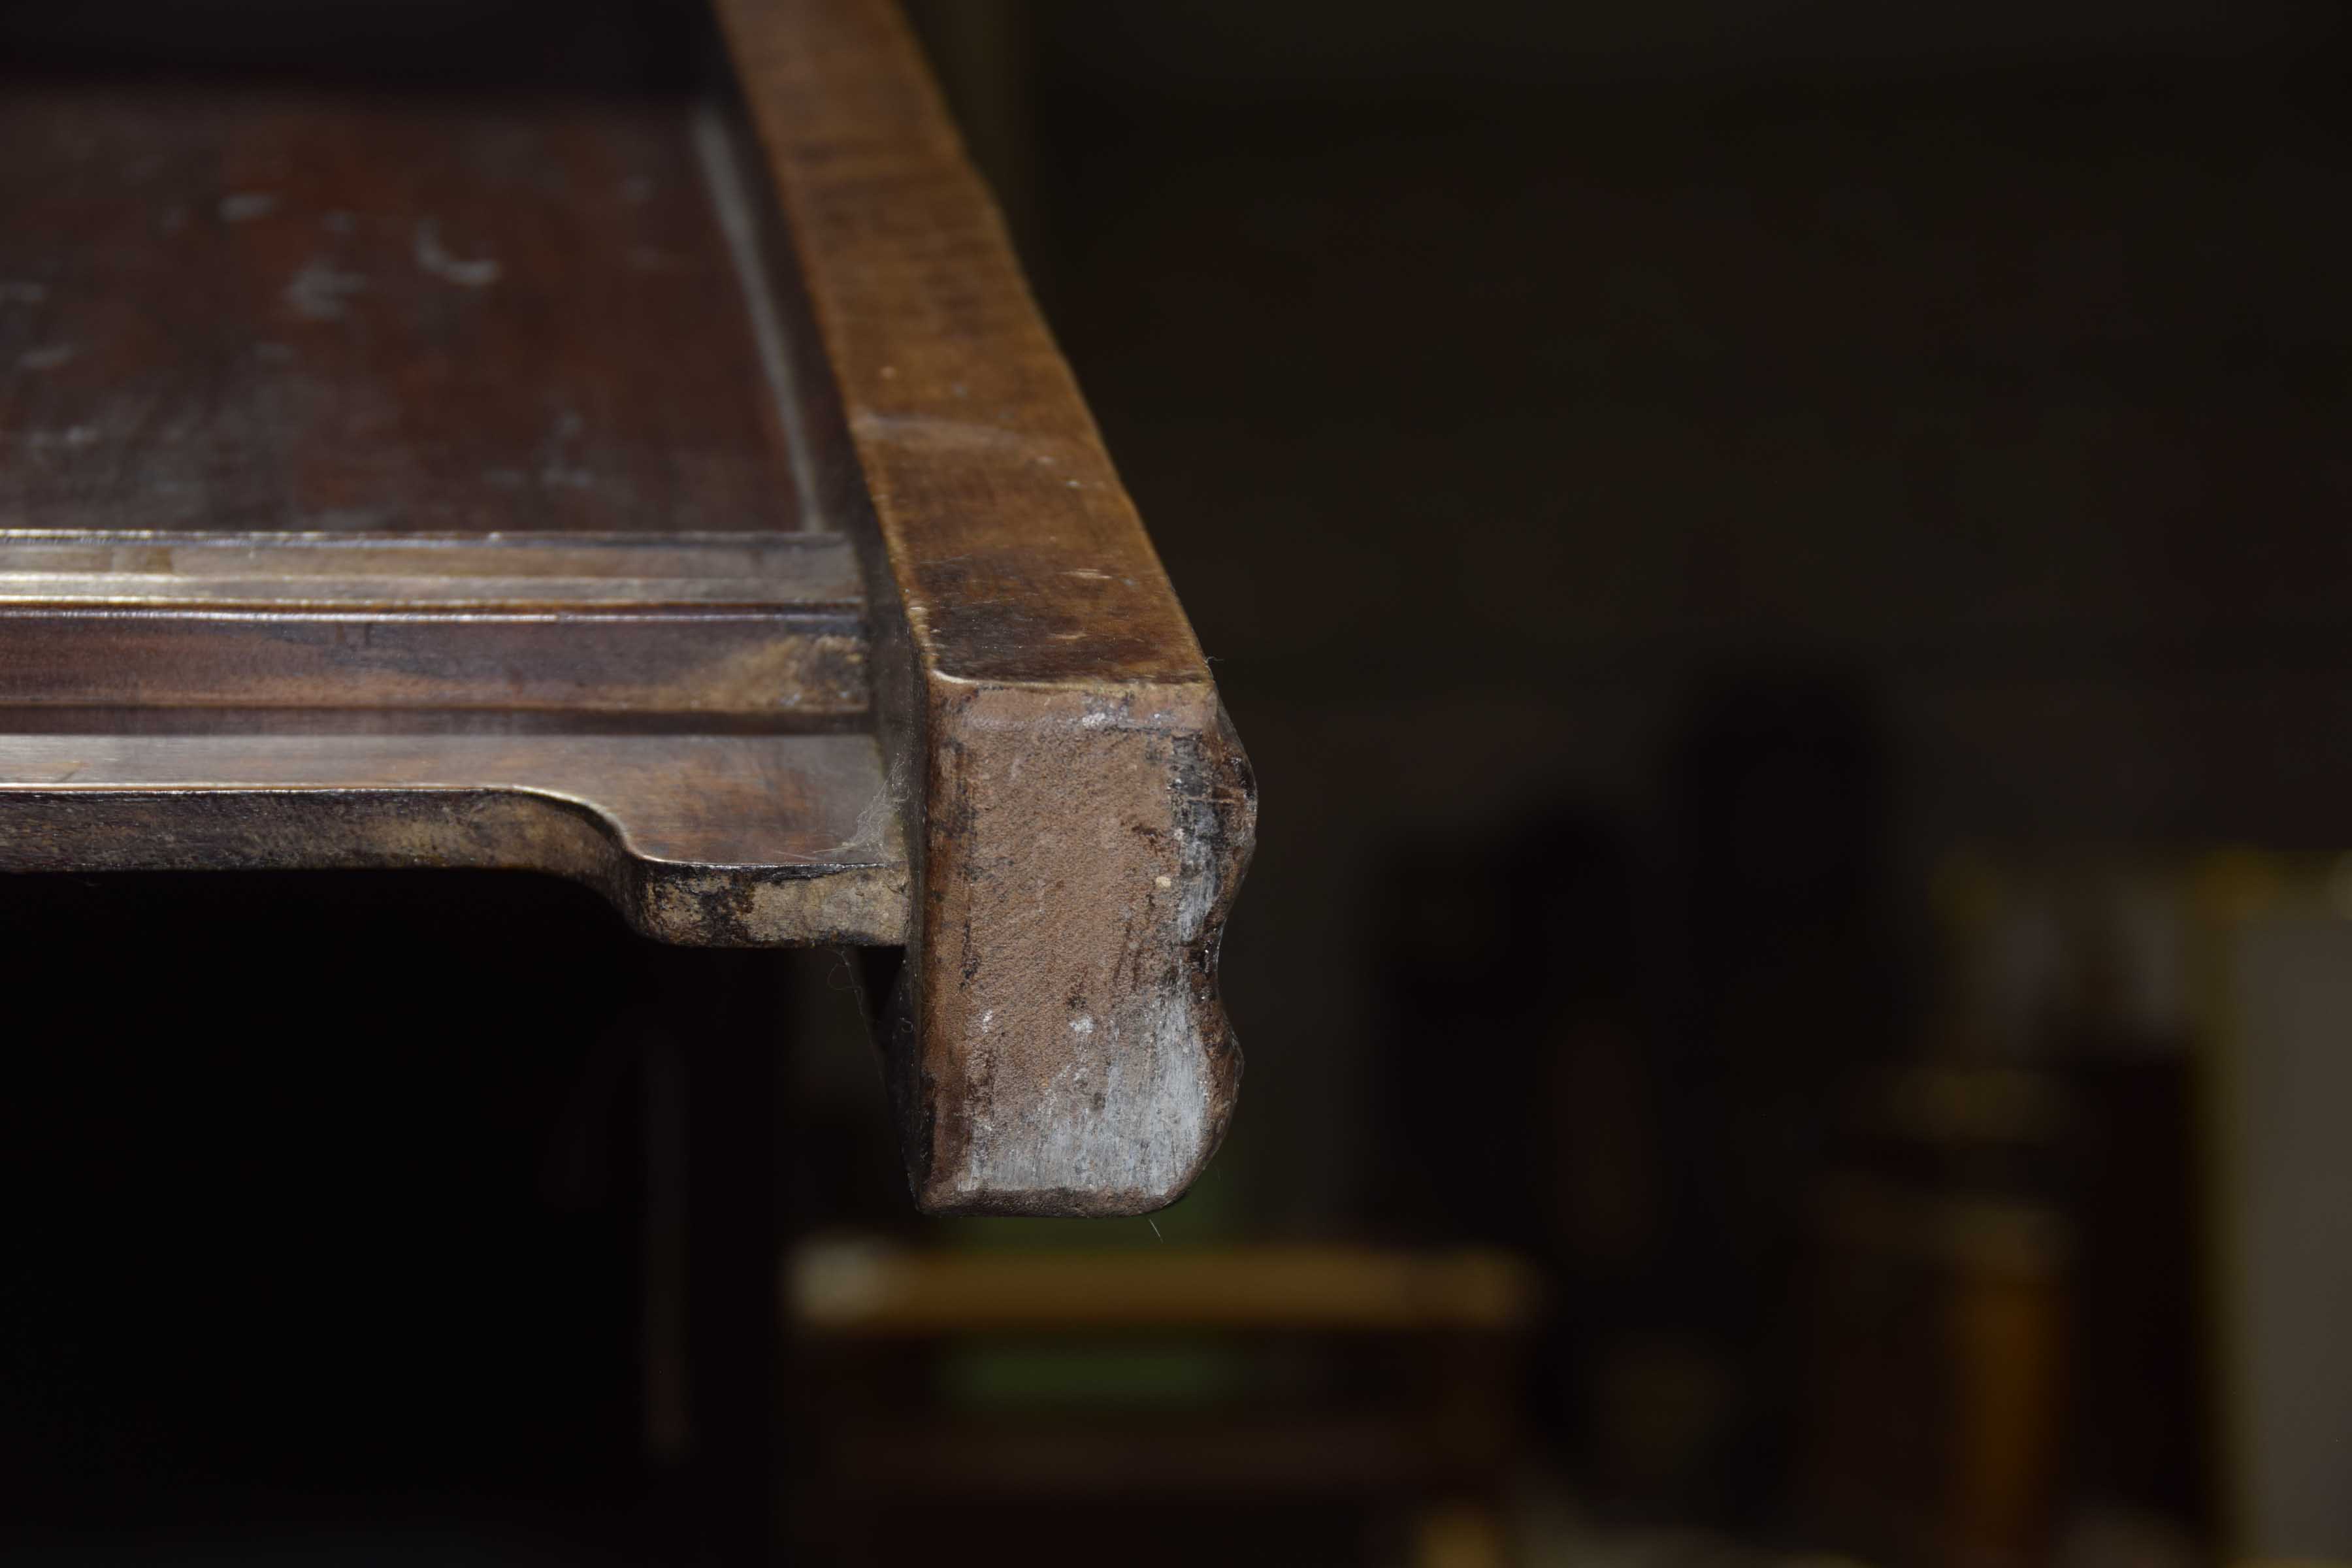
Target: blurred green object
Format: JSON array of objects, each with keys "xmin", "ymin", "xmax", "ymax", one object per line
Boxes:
[{"xmin": 939, "ymin": 1341, "xmax": 1249, "ymax": 1413}]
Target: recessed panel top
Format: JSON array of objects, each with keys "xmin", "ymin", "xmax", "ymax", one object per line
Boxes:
[{"xmin": 0, "ymin": 86, "xmax": 802, "ymax": 534}]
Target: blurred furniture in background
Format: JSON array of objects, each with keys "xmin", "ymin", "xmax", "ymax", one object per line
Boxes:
[
  {"xmin": 786, "ymin": 1241, "xmax": 1541, "ymax": 1567},
  {"xmin": 2190, "ymin": 855, "xmax": 2352, "ymax": 1565},
  {"xmin": 1798, "ymin": 1064, "xmax": 2074, "ymax": 1568},
  {"xmin": 1789, "ymin": 851, "xmax": 2352, "ymax": 1568}
]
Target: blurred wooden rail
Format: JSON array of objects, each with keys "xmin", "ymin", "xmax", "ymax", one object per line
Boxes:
[{"xmin": 791, "ymin": 1243, "xmax": 1544, "ymax": 1335}]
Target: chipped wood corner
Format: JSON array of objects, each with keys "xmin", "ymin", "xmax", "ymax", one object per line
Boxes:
[
  {"xmin": 716, "ymin": 0, "xmax": 1257, "ymax": 1216},
  {"xmin": 886, "ymin": 680, "xmax": 1255, "ymax": 1217}
]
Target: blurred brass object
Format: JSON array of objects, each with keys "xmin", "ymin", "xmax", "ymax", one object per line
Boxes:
[
  {"xmin": 789, "ymin": 1241, "xmax": 1543, "ymax": 1335},
  {"xmin": 1414, "ymin": 1503, "xmax": 1511, "ymax": 1568}
]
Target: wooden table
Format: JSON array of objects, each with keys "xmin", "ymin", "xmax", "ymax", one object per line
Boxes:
[{"xmin": 0, "ymin": 0, "xmax": 1252, "ymax": 1217}]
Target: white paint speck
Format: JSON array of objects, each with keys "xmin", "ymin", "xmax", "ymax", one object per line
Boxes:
[
  {"xmin": 24, "ymin": 425, "xmax": 100, "ymax": 449},
  {"xmin": 1070, "ymin": 1015, "xmax": 1094, "ymax": 1037},
  {"xmin": 414, "ymin": 219, "xmax": 502, "ymax": 287},
  {"xmin": 1154, "ymin": 875, "xmax": 1173, "ymax": 890},
  {"xmin": 218, "ymin": 191, "xmax": 280, "ymax": 223},
  {"xmin": 286, "ymin": 261, "xmax": 368, "ymax": 320}
]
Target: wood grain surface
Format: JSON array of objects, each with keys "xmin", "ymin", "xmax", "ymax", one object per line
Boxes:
[
  {"xmin": 0, "ymin": 86, "xmax": 802, "ymax": 534},
  {"xmin": 0, "ymin": 531, "xmax": 868, "ymax": 717},
  {"xmin": 0, "ymin": 731, "xmax": 904, "ymax": 943},
  {"xmin": 0, "ymin": 529, "xmax": 862, "ymax": 604},
  {"xmin": 719, "ymin": 0, "xmax": 1256, "ymax": 1215},
  {"xmin": 0, "ymin": 0, "xmax": 1254, "ymax": 1218}
]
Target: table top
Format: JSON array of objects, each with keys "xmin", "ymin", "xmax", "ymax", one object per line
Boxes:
[
  {"xmin": 1, "ymin": 87, "xmax": 804, "ymax": 535},
  {"xmin": 0, "ymin": 0, "xmax": 1255, "ymax": 1219}
]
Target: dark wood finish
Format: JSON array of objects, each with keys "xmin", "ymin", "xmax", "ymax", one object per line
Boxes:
[
  {"xmin": 0, "ymin": 531, "xmax": 868, "ymax": 716},
  {"xmin": 0, "ymin": 732, "xmax": 904, "ymax": 943},
  {"xmin": 0, "ymin": 612, "xmax": 864, "ymax": 717},
  {"xmin": 0, "ymin": 86, "xmax": 804, "ymax": 535},
  {"xmin": 0, "ymin": 0, "xmax": 1252, "ymax": 1218},
  {"xmin": 719, "ymin": 0, "xmax": 1256, "ymax": 1217},
  {"xmin": 0, "ymin": 530, "xmax": 861, "ymax": 603}
]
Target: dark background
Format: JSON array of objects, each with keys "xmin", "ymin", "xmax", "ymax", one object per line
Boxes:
[{"xmin": 930, "ymin": 0, "xmax": 2352, "ymax": 1226}]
